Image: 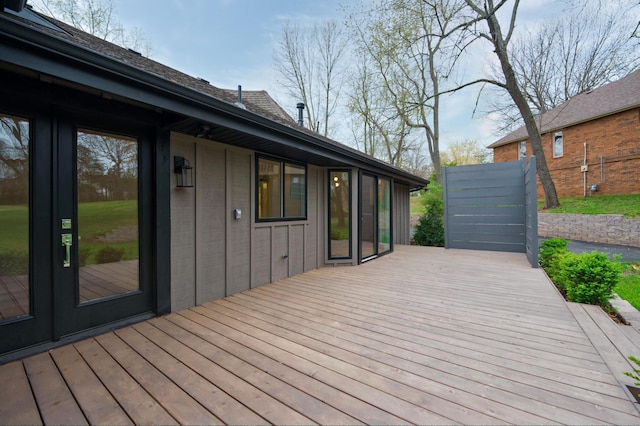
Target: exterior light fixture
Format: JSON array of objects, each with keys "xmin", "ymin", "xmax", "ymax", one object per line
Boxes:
[{"xmin": 174, "ymin": 156, "xmax": 193, "ymax": 188}]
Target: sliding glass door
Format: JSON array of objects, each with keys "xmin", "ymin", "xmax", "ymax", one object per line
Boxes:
[{"xmin": 360, "ymin": 173, "xmax": 392, "ymax": 262}]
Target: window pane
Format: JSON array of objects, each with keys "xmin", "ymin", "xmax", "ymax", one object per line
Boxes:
[
  {"xmin": 329, "ymin": 171, "xmax": 350, "ymax": 258},
  {"xmin": 378, "ymin": 178, "xmax": 391, "ymax": 254},
  {"xmin": 361, "ymin": 175, "xmax": 376, "ymax": 259},
  {"xmin": 77, "ymin": 129, "xmax": 139, "ymax": 303},
  {"xmin": 284, "ymin": 164, "xmax": 305, "ymax": 217},
  {"xmin": 0, "ymin": 114, "xmax": 30, "ymax": 320},
  {"xmin": 553, "ymin": 132, "xmax": 563, "ymax": 157},
  {"xmin": 258, "ymin": 158, "xmax": 281, "ymax": 219}
]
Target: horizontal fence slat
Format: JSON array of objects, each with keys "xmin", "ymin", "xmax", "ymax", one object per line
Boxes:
[
  {"xmin": 446, "ymin": 215, "xmax": 526, "ymax": 225},
  {"xmin": 447, "ymin": 205, "xmax": 525, "ymax": 216},
  {"xmin": 448, "ymin": 224, "xmax": 525, "ymax": 235},
  {"xmin": 447, "ymin": 240, "xmax": 526, "ymax": 253},
  {"xmin": 445, "ymin": 177, "xmax": 525, "ymax": 190},
  {"xmin": 448, "ymin": 232, "xmax": 526, "ymax": 245},
  {"xmin": 446, "ymin": 194, "xmax": 525, "ymax": 206}
]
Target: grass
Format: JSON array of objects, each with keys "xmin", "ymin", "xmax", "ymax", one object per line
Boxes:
[
  {"xmin": 538, "ymin": 194, "xmax": 640, "ymax": 218},
  {"xmin": 614, "ymin": 263, "xmax": 640, "ymax": 310},
  {"xmin": 0, "ymin": 200, "xmax": 138, "ymax": 273}
]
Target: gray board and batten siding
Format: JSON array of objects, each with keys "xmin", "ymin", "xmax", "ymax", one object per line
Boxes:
[{"xmin": 443, "ymin": 158, "xmax": 538, "ymax": 267}]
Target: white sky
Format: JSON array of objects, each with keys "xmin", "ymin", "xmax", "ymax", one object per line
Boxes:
[{"xmin": 107, "ymin": 0, "xmax": 593, "ymax": 150}]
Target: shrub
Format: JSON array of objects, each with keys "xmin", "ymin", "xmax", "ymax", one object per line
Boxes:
[
  {"xmin": 95, "ymin": 246, "xmax": 125, "ymax": 264},
  {"xmin": 78, "ymin": 246, "xmax": 92, "ymax": 267},
  {"xmin": 538, "ymin": 238, "xmax": 569, "ymax": 286},
  {"xmin": 413, "ymin": 184, "xmax": 444, "ymax": 247},
  {"xmin": 559, "ymin": 251, "xmax": 623, "ymax": 306},
  {"xmin": 539, "ymin": 238, "xmax": 568, "ymax": 268}
]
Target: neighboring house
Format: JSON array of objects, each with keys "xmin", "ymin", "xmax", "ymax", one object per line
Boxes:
[
  {"xmin": 488, "ymin": 69, "xmax": 640, "ymax": 198},
  {"xmin": 0, "ymin": 3, "xmax": 428, "ymax": 358}
]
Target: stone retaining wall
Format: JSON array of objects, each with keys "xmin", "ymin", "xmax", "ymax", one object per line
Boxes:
[
  {"xmin": 538, "ymin": 213, "xmax": 640, "ymax": 247},
  {"xmin": 412, "ymin": 213, "xmax": 640, "ymax": 247}
]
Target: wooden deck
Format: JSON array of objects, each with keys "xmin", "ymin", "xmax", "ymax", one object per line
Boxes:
[
  {"xmin": 0, "ymin": 260, "xmax": 138, "ymax": 320},
  {"xmin": 2, "ymin": 245, "xmax": 640, "ymax": 424}
]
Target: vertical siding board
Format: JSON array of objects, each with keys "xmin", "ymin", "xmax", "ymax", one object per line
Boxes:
[
  {"xmin": 195, "ymin": 144, "xmax": 226, "ymax": 304},
  {"xmin": 289, "ymin": 225, "xmax": 305, "ymax": 276},
  {"xmin": 393, "ymin": 183, "xmax": 410, "ymax": 245},
  {"xmin": 226, "ymin": 151, "xmax": 251, "ymax": 295},
  {"xmin": 253, "ymin": 228, "xmax": 271, "ymax": 287},
  {"xmin": 271, "ymin": 226, "xmax": 288, "ymax": 281},
  {"xmin": 169, "ymin": 135, "xmax": 196, "ymax": 311}
]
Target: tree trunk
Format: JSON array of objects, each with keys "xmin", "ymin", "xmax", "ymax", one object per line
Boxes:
[{"xmin": 485, "ymin": 5, "xmax": 560, "ymax": 208}]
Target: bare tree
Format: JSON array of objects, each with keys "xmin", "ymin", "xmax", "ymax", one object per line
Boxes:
[
  {"xmin": 273, "ymin": 20, "xmax": 347, "ymax": 137},
  {"xmin": 29, "ymin": 0, "xmax": 152, "ymax": 56},
  {"xmin": 487, "ymin": 1, "xmax": 640, "ymax": 133},
  {"xmin": 347, "ymin": 53, "xmax": 418, "ymax": 169},
  {"xmin": 347, "ymin": 0, "xmax": 469, "ymax": 183},
  {"xmin": 459, "ymin": 0, "xmax": 560, "ymax": 208}
]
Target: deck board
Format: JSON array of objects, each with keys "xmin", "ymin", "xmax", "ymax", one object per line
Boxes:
[{"xmin": 2, "ymin": 245, "xmax": 640, "ymax": 424}]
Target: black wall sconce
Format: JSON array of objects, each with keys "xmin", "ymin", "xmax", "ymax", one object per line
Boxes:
[{"xmin": 174, "ymin": 156, "xmax": 193, "ymax": 188}]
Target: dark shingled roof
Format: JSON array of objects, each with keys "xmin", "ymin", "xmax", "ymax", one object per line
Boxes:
[
  {"xmin": 8, "ymin": 7, "xmax": 296, "ymax": 125},
  {"xmin": 488, "ymin": 69, "xmax": 640, "ymax": 148}
]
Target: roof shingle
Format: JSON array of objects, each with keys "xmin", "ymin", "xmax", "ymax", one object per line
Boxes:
[{"xmin": 488, "ymin": 69, "xmax": 640, "ymax": 148}]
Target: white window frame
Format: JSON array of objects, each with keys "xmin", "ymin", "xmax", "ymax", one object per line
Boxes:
[
  {"xmin": 553, "ymin": 131, "xmax": 563, "ymax": 158},
  {"xmin": 519, "ymin": 141, "xmax": 526, "ymax": 160}
]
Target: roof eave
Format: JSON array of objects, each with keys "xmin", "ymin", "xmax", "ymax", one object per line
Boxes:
[{"xmin": 0, "ymin": 13, "xmax": 429, "ymax": 189}]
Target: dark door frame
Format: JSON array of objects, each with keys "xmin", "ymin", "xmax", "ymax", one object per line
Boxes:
[{"xmin": 0, "ymin": 72, "xmax": 171, "ymax": 359}]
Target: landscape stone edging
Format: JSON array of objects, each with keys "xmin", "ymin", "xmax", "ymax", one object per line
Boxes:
[{"xmin": 538, "ymin": 213, "xmax": 640, "ymax": 248}]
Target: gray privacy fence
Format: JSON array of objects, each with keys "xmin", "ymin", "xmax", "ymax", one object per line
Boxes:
[{"xmin": 443, "ymin": 157, "xmax": 538, "ymax": 267}]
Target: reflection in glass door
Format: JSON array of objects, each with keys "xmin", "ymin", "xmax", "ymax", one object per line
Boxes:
[
  {"xmin": 329, "ymin": 170, "xmax": 351, "ymax": 258},
  {"xmin": 361, "ymin": 174, "xmax": 376, "ymax": 260},
  {"xmin": 378, "ymin": 178, "xmax": 391, "ymax": 253},
  {"xmin": 77, "ymin": 130, "xmax": 139, "ymax": 303},
  {"xmin": 0, "ymin": 114, "xmax": 30, "ymax": 321}
]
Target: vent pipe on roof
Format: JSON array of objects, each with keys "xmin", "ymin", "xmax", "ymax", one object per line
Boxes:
[
  {"xmin": 297, "ymin": 102, "xmax": 305, "ymax": 127},
  {"xmin": 235, "ymin": 85, "xmax": 246, "ymax": 109}
]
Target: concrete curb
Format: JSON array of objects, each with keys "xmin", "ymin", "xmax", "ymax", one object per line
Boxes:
[{"xmin": 611, "ymin": 294, "xmax": 640, "ymax": 332}]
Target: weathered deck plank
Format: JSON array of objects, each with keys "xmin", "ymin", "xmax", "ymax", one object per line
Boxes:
[{"xmin": 2, "ymin": 245, "xmax": 640, "ymax": 424}]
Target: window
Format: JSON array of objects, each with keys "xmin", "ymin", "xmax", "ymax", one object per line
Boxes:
[
  {"xmin": 519, "ymin": 141, "xmax": 526, "ymax": 160},
  {"xmin": 329, "ymin": 170, "xmax": 351, "ymax": 259},
  {"xmin": 257, "ymin": 156, "xmax": 306, "ymax": 220},
  {"xmin": 553, "ymin": 131, "xmax": 563, "ymax": 157}
]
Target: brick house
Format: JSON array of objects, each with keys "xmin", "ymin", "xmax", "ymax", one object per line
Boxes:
[{"xmin": 488, "ymin": 70, "xmax": 640, "ymax": 198}]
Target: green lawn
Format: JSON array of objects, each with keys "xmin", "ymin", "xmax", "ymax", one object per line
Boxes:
[
  {"xmin": 538, "ymin": 194, "xmax": 640, "ymax": 218},
  {"xmin": 0, "ymin": 200, "xmax": 138, "ymax": 274},
  {"xmin": 614, "ymin": 264, "xmax": 640, "ymax": 310}
]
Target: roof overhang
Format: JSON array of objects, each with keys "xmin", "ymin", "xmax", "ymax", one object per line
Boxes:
[{"xmin": 0, "ymin": 13, "xmax": 429, "ymax": 190}]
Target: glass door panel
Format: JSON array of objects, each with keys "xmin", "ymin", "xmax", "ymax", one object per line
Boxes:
[
  {"xmin": 77, "ymin": 130, "xmax": 139, "ymax": 303},
  {"xmin": 378, "ymin": 178, "xmax": 391, "ymax": 254},
  {"xmin": 329, "ymin": 170, "xmax": 351, "ymax": 258},
  {"xmin": 361, "ymin": 174, "xmax": 376, "ymax": 260},
  {"xmin": 0, "ymin": 114, "xmax": 30, "ymax": 321}
]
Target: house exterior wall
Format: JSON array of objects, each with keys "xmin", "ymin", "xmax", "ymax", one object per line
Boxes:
[
  {"xmin": 170, "ymin": 132, "xmax": 322, "ymax": 312},
  {"xmin": 393, "ymin": 183, "xmax": 411, "ymax": 245},
  {"xmin": 493, "ymin": 108, "xmax": 640, "ymax": 198}
]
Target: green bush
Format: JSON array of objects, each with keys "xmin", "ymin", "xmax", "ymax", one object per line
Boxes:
[
  {"xmin": 559, "ymin": 251, "xmax": 623, "ymax": 306},
  {"xmin": 538, "ymin": 238, "xmax": 569, "ymax": 286},
  {"xmin": 413, "ymin": 184, "xmax": 444, "ymax": 247},
  {"xmin": 95, "ymin": 246, "xmax": 125, "ymax": 264}
]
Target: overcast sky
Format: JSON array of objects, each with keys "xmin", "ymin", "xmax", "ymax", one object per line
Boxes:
[{"xmin": 108, "ymin": 0, "xmax": 576, "ymax": 149}]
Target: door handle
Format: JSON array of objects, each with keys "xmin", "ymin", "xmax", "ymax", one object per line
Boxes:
[{"xmin": 61, "ymin": 234, "xmax": 72, "ymax": 268}]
